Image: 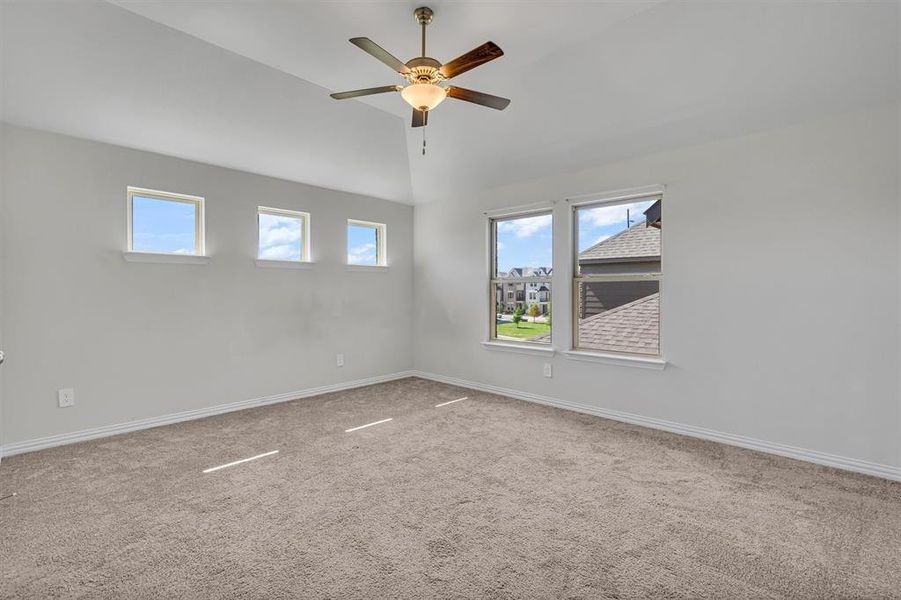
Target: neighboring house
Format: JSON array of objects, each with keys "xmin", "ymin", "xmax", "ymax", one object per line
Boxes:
[
  {"xmin": 495, "ymin": 267, "xmax": 552, "ymax": 314},
  {"xmin": 578, "ymin": 218, "xmax": 660, "ymax": 318}
]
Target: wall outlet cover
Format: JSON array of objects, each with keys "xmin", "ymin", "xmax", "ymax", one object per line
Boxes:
[{"xmin": 58, "ymin": 388, "xmax": 75, "ymax": 408}]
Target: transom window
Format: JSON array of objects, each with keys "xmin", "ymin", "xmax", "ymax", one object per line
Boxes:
[
  {"xmin": 573, "ymin": 193, "xmax": 662, "ymax": 356},
  {"xmin": 489, "ymin": 210, "xmax": 553, "ymax": 344},
  {"xmin": 258, "ymin": 207, "xmax": 310, "ymax": 262},
  {"xmin": 127, "ymin": 187, "xmax": 204, "ymax": 255},
  {"xmin": 347, "ymin": 219, "xmax": 387, "ymax": 266}
]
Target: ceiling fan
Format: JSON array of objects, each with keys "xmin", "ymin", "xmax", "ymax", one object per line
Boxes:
[{"xmin": 329, "ymin": 6, "xmax": 510, "ymax": 128}]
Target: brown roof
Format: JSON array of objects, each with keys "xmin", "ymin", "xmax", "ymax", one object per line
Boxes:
[
  {"xmin": 579, "ymin": 222, "xmax": 660, "ymax": 262},
  {"xmin": 576, "ymin": 293, "xmax": 659, "ymax": 355},
  {"xmin": 531, "ymin": 292, "xmax": 659, "ymax": 354}
]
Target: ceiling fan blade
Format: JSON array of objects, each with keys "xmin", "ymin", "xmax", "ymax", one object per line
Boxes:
[
  {"xmin": 439, "ymin": 41, "xmax": 504, "ymax": 79},
  {"xmin": 330, "ymin": 85, "xmax": 402, "ymax": 100},
  {"xmin": 412, "ymin": 109, "xmax": 428, "ymax": 128},
  {"xmin": 349, "ymin": 38, "xmax": 411, "ymax": 75},
  {"xmin": 446, "ymin": 86, "xmax": 511, "ymax": 110}
]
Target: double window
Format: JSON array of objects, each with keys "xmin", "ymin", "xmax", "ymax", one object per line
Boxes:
[
  {"xmin": 487, "ymin": 190, "xmax": 663, "ymax": 359},
  {"xmin": 489, "ymin": 211, "xmax": 553, "ymax": 345}
]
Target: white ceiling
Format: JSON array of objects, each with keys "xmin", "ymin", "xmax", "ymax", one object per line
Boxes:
[{"xmin": 3, "ymin": 1, "xmax": 899, "ymax": 205}]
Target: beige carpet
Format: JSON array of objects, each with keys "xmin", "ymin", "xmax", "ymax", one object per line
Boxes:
[{"xmin": 1, "ymin": 377, "xmax": 899, "ymax": 599}]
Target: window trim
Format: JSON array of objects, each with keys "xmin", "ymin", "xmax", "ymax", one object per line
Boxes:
[
  {"xmin": 347, "ymin": 219, "xmax": 387, "ymax": 267},
  {"xmin": 570, "ymin": 190, "xmax": 663, "ymax": 359},
  {"xmin": 487, "ymin": 209, "xmax": 554, "ymax": 346},
  {"xmin": 127, "ymin": 186, "xmax": 205, "ymax": 256},
  {"xmin": 257, "ymin": 206, "xmax": 311, "ymax": 264}
]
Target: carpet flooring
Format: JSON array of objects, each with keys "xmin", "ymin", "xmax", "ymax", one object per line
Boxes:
[{"xmin": 1, "ymin": 377, "xmax": 899, "ymax": 599}]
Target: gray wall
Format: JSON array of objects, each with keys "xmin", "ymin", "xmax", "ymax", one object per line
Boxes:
[
  {"xmin": 0, "ymin": 125, "xmax": 414, "ymax": 445},
  {"xmin": 413, "ymin": 102, "xmax": 901, "ymax": 469}
]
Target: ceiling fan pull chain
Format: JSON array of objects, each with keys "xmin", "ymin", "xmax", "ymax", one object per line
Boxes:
[{"xmin": 422, "ymin": 128, "xmax": 427, "ymax": 155}]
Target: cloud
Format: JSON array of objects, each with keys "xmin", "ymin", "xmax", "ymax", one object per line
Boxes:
[
  {"xmin": 580, "ymin": 200, "xmax": 653, "ymax": 229},
  {"xmin": 497, "ymin": 214, "xmax": 552, "ymax": 238},
  {"xmin": 260, "ymin": 244, "xmax": 301, "ymax": 260},
  {"xmin": 496, "ymin": 241, "xmax": 505, "ymax": 251},
  {"xmin": 259, "ymin": 215, "xmax": 302, "ymax": 260},
  {"xmin": 349, "ymin": 242, "xmax": 376, "ymax": 264}
]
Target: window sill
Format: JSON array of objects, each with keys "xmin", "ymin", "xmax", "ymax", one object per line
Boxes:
[
  {"xmin": 256, "ymin": 259, "xmax": 314, "ymax": 270},
  {"xmin": 481, "ymin": 341, "xmax": 555, "ymax": 356},
  {"xmin": 563, "ymin": 350, "xmax": 666, "ymax": 370},
  {"xmin": 346, "ymin": 264, "xmax": 389, "ymax": 272},
  {"xmin": 123, "ymin": 251, "xmax": 209, "ymax": 265}
]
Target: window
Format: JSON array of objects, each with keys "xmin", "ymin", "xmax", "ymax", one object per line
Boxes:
[
  {"xmin": 489, "ymin": 210, "xmax": 553, "ymax": 344},
  {"xmin": 573, "ymin": 193, "xmax": 662, "ymax": 356},
  {"xmin": 257, "ymin": 207, "xmax": 310, "ymax": 262},
  {"xmin": 127, "ymin": 187, "xmax": 204, "ymax": 255},
  {"xmin": 347, "ymin": 219, "xmax": 387, "ymax": 266}
]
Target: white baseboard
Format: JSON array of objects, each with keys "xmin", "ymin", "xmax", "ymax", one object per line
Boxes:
[
  {"xmin": 410, "ymin": 370, "xmax": 901, "ymax": 483},
  {"xmin": 0, "ymin": 371, "xmax": 416, "ymax": 458},
  {"xmin": 5, "ymin": 369, "xmax": 899, "ymax": 483}
]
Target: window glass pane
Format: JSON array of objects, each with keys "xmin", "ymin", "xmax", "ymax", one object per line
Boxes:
[
  {"xmin": 577, "ymin": 199, "xmax": 658, "ymax": 276},
  {"xmin": 259, "ymin": 213, "xmax": 303, "ymax": 261},
  {"xmin": 576, "ymin": 280, "xmax": 659, "ymax": 355},
  {"xmin": 347, "ymin": 224, "xmax": 378, "ymax": 265},
  {"xmin": 494, "ymin": 213, "xmax": 552, "ymax": 277},
  {"xmin": 494, "ymin": 281, "xmax": 551, "ymax": 344},
  {"xmin": 132, "ymin": 195, "xmax": 196, "ymax": 254}
]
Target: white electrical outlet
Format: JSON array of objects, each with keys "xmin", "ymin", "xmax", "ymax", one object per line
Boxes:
[
  {"xmin": 543, "ymin": 363, "xmax": 553, "ymax": 378},
  {"xmin": 336, "ymin": 353, "xmax": 344, "ymax": 367},
  {"xmin": 58, "ymin": 388, "xmax": 75, "ymax": 408}
]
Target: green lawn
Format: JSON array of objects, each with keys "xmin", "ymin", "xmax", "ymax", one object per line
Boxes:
[{"xmin": 496, "ymin": 320, "xmax": 551, "ymax": 340}]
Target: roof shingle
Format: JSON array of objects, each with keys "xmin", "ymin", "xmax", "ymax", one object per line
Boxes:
[
  {"xmin": 579, "ymin": 222, "xmax": 660, "ymax": 262},
  {"xmin": 575, "ymin": 292, "xmax": 659, "ymax": 355}
]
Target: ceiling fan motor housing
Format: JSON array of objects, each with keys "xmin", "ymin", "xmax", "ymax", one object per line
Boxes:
[{"xmin": 405, "ymin": 57, "xmax": 444, "ymax": 85}]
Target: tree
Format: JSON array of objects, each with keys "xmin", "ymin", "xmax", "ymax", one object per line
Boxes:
[
  {"xmin": 546, "ymin": 302, "xmax": 552, "ymax": 326},
  {"xmin": 512, "ymin": 306, "xmax": 524, "ymax": 328},
  {"xmin": 527, "ymin": 303, "xmax": 541, "ymax": 320}
]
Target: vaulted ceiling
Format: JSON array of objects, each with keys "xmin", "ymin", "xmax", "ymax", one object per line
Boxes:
[{"xmin": 3, "ymin": 1, "xmax": 899, "ymax": 204}]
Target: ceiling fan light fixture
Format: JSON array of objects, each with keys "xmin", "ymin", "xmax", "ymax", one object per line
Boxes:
[
  {"xmin": 401, "ymin": 82, "xmax": 447, "ymax": 111},
  {"xmin": 331, "ymin": 7, "xmax": 509, "ymax": 129}
]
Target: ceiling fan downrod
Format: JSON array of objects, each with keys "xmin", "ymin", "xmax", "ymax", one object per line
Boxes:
[{"xmin": 415, "ymin": 7, "xmax": 433, "ymax": 58}]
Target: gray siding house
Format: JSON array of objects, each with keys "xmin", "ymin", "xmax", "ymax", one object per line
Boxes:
[{"xmin": 579, "ymin": 218, "xmax": 660, "ymax": 318}]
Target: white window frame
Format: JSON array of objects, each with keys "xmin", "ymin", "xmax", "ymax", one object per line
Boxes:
[
  {"xmin": 570, "ymin": 189, "xmax": 663, "ymax": 359},
  {"xmin": 487, "ymin": 208, "xmax": 553, "ymax": 347},
  {"xmin": 256, "ymin": 206, "xmax": 311, "ymax": 265},
  {"xmin": 126, "ymin": 186, "xmax": 205, "ymax": 256},
  {"xmin": 346, "ymin": 219, "xmax": 387, "ymax": 268}
]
